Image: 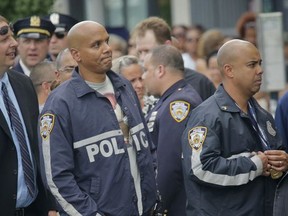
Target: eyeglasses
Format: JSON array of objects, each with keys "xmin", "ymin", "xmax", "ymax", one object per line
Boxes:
[
  {"xmin": 54, "ymin": 32, "xmax": 66, "ymax": 39},
  {"xmin": 58, "ymin": 65, "xmax": 75, "ymax": 73},
  {"xmin": 0, "ymin": 24, "xmax": 12, "ymax": 36},
  {"xmin": 186, "ymin": 37, "xmax": 199, "ymax": 43},
  {"xmin": 34, "ymin": 80, "xmax": 53, "ymax": 86},
  {"xmin": 172, "ymin": 33, "xmax": 186, "ymax": 39}
]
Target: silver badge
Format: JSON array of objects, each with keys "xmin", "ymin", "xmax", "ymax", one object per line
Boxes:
[
  {"xmin": 50, "ymin": 13, "xmax": 60, "ymax": 25},
  {"xmin": 266, "ymin": 121, "xmax": 276, "ymax": 136}
]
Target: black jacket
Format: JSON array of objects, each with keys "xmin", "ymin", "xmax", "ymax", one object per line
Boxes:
[
  {"xmin": 273, "ymin": 172, "xmax": 288, "ymax": 216},
  {"xmin": 0, "ymin": 70, "xmax": 56, "ymax": 216},
  {"xmin": 184, "ymin": 68, "xmax": 216, "ymax": 101},
  {"xmin": 182, "ymin": 85, "xmax": 283, "ymax": 216}
]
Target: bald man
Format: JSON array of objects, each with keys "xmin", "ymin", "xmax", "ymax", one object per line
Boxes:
[
  {"xmin": 55, "ymin": 48, "xmax": 77, "ymax": 83},
  {"xmin": 38, "ymin": 21, "xmax": 157, "ymax": 216},
  {"xmin": 30, "ymin": 61, "xmax": 56, "ymax": 112},
  {"xmin": 181, "ymin": 39, "xmax": 288, "ymax": 216}
]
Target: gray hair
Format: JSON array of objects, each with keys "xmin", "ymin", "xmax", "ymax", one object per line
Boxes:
[
  {"xmin": 112, "ymin": 55, "xmax": 141, "ymax": 74},
  {"xmin": 150, "ymin": 45, "xmax": 184, "ymax": 73},
  {"xmin": 55, "ymin": 48, "xmax": 71, "ymax": 70}
]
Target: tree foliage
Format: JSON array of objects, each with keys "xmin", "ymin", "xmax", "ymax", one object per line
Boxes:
[{"xmin": 0, "ymin": 0, "xmax": 54, "ymax": 23}]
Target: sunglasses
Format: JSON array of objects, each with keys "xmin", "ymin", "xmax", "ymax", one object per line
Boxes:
[
  {"xmin": 54, "ymin": 32, "xmax": 66, "ymax": 39},
  {"xmin": 0, "ymin": 24, "xmax": 12, "ymax": 36}
]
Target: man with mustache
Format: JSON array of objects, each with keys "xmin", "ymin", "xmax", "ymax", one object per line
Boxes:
[
  {"xmin": 12, "ymin": 15, "xmax": 55, "ymax": 76},
  {"xmin": 182, "ymin": 39, "xmax": 288, "ymax": 216},
  {"xmin": 38, "ymin": 21, "xmax": 157, "ymax": 216}
]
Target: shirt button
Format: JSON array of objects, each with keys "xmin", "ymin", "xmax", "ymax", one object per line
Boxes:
[
  {"xmin": 13, "ymin": 169, "xmax": 17, "ymax": 175},
  {"xmin": 13, "ymin": 194, "xmax": 16, "ymax": 199}
]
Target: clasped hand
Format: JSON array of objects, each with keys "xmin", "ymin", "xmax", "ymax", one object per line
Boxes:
[{"xmin": 257, "ymin": 150, "xmax": 288, "ymax": 176}]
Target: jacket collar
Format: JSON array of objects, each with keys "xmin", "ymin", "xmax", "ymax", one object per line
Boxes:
[
  {"xmin": 160, "ymin": 79, "xmax": 187, "ymax": 102},
  {"xmin": 70, "ymin": 67, "xmax": 126, "ymax": 98},
  {"xmin": 214, "ymin": 84, "xmax": 243, "ymax": 113},
  {"xmin": 0, "ymin": 70, "xmax": 34, "ymax": 142}
]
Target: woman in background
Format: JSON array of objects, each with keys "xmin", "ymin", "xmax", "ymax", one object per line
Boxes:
[{"xmin": 112, "ymin": 55, "xmax": 157, "ymax": 116}]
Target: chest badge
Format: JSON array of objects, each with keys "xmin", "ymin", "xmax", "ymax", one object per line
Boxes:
[
  {"xmin": 266, "ymin": 121, "xmax": 276, "ymax": 136},
  {"xmin": 188, "ymin": 126, "xmax": 207, "ymax": 151},
  {"xmin": 170, "ymin": 100, "xmax": 190, "ymax": 122}
]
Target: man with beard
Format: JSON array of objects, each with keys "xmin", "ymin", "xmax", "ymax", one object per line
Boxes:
[{"xmin": 38, "ymin": 21, "xmax": 157, "ymax": 216}]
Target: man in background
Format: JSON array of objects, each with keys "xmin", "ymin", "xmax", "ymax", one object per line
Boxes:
[
  {"xmin": 144, "ymin": 45, "xmax": 202, "ymax": 215},
  {"xmin": 13, "ymin": 15, "xmax": 55, "ymax": 76},
  {"xmin": 133, "ymin": 16, "xmax": 215, "ymax": 101},
  {"xmin": 55, "ymin": 48, "xmax": 77, "ymax": 83},
  {"xmin": 30, "ymin": 61, "xmax": 56, "ymax": 112},
  {"xmin": 45, "ymin": 13, "xmax": 78, "ymax": 61},
  {"xmin": 49, "ymin": 48, "xmax": 77, "ymax": 91}
]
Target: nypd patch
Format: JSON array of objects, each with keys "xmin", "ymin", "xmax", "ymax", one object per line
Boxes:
[
  {"xmin": 188, "ymin": 126, "xmax": 207, "ymax": 151},
  {"xmin": 40, "ymin": 114, "xmax": 55, "ymax": 140},
  {"xmin": 170, "ymin": 101, "xmax": 190, "ymax": 122}
]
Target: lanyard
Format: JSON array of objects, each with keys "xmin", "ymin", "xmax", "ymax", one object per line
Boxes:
[{"xmin": 247, "ymin": 101, "xmax": 270, "ymax": 150}]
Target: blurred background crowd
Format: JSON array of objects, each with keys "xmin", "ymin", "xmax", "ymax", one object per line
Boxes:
[{"xmin": 1, "ymin": 0, "xmax": 288, "ymax": 114}]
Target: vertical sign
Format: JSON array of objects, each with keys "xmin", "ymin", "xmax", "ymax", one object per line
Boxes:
[{"xmin": 257, "ymin": 12, "xmax": 286, "ymax": 92}]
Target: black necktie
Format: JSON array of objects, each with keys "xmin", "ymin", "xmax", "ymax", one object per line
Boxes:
[{"xmin": 1, "ymin": 82, "xmax": 35, "ymax": 196}]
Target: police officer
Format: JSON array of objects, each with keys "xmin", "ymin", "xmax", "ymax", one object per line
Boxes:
[
  {"xmin": 144, "ymin": 45, "xmax": 202, "ymax": 215},
  {"xmin": 13, "ymin": 16, "xmax": 55, "ymax": 76},
  {"xmin": 44, "ymin": 13, "xmax": 78, "ymax": 61},
  {"xmin": 182, "ymin": 39, "xmax": 288, "ymax": 216},
  {"xmin": 38, "ymin": 21, "xmax": 157, "ymax": 216},
  {"xmin": 133, "ymin": 16, "xmax": 215, "ymax": 101}
]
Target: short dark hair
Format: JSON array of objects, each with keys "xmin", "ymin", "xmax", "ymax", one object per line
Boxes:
[{"xmin": 150, "ymin": 45, "xmax": 184, "ymax": 73}]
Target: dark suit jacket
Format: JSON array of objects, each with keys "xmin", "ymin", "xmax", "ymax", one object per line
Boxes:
[
  {"xmin": 184, "ymin": 68, "xmax": 216, "ymax": 101},
  {"xmin": 12, "ymin": 61, "xmax": 25, "ymax": 74},
  {"xmin": 0, "ymin": 70, "xmax": 55, "ymax": 216}
]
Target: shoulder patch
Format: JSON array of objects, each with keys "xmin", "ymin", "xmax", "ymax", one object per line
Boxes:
[
  {"xmin": 170, "ymin": 100, "xmax": 190, "ymax": 122},
  {"xmin": 40, "ymin": 114, "xmax": 55, "ymax": 140},
  {"xmin": 188, "ymin": 126, "xmax": 207, "ymax": 151}
]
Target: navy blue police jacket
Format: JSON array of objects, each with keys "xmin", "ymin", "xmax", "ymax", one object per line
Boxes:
[
  {"xmin": 146, "ymin": 79, "xmax": 202, "ymax": 216},
  {"xmin": 38, "ymin": 68, "xmax": 157, "ymax": 216},
  {"xmin": 182, "ymin": 84, "xmax": 283, "ymax": 216}
]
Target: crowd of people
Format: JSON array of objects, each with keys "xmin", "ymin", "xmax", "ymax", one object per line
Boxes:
[{"xmin": 0, "ymin": 9, "xmax": 288, "ymax": 216}]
